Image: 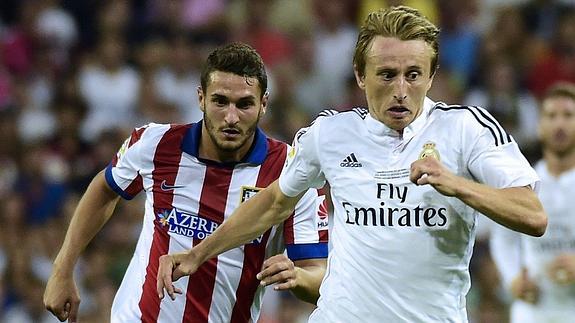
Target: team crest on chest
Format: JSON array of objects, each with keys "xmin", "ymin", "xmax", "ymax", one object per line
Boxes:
[
  {"xmin": 240, "ymin": 186, "xmax": 262, "ymax": 203},
  {"xmin": 418, "ymin": 141, "xmax": 440, "ymax": 161}
]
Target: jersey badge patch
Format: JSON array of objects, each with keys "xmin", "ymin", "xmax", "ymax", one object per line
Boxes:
[
  {"xmin": 240, "ymin": 186, "xmax": 262, "ymax": 203},
  {"xmin": 418, "ymin": 141, "xmax": 440, "ymax": 161},
  {"xmin": 116, "ymin": 137, "xmax": 130, "ymax": 161}
]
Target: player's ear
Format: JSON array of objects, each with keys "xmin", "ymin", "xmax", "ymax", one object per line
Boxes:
[
  {"xmin": 197, "ymin": 86, "xmax": 205, "ymax": 112},
  {"xmin": 354, "ymin": 64, "xmax": 366, "ymax": 90},
  {"xmin": 261, "ymin": 91, "xmax": 269, "ymax": 115}
]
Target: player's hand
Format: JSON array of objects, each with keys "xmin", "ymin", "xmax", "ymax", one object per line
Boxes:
[
  {"xmin": 157, "ymin": 251, "xmax": 200, "ymax": 300},
  {"xmin": 44, "ymin": 271, "xmax": 80, "ymax": 322},
  {"xmin": 256, "ymin": 254, "xmax": 297, "ymax": 291},
  {"xmin": 410, "ymin": 156, "xmax": 460, "ymax": 196},
  {"xmin": 511, "ymin": 268, "xmax": 540, "ymax": 304},
  {"xmin": 547, "ymin": 253, "xmax": 575, "ymax": 285}
]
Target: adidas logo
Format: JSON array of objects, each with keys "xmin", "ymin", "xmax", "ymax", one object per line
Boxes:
[{"xmin": 340, "ymin": 153, "xmax": 362, "ymax": 167}]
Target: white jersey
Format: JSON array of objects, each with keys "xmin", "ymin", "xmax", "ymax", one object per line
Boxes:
[
  {"xmin": 105, "ymin": 122, "xmax": 328, "ymax": 322},
  {"xmin": 279, "ymin": 98, "xmax": 538, "ymax": 322},
  {"xmin": 491, "ymin": 161, "xmax": 575, "ymax": 323}
]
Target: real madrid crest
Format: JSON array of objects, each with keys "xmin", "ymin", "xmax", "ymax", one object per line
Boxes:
[{"xmin": 418, "ymin": 141, "xmax": 440, "ymax": 160}]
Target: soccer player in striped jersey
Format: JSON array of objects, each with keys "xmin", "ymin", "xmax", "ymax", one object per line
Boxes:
[
  {"xmin": 491, "ymin": 83, "xmax": 575, "ymax": 323},
  {"xmin": 44, "ymin": 43, "xmax": 328, "ymax": 322},
  {"xmin": 158, "ymin": 6, "xmax": 547, "ymax": 323}
]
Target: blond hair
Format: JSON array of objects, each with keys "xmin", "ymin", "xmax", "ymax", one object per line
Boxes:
[{"xmin": 353, "ymin": 6, "xmax": 440, "ymax": 77}]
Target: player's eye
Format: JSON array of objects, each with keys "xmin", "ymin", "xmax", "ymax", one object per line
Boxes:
[
  {"xmin": 213, "ymin": 97, "xmax": 228, "ymax": 106},
  {"xmin": 377, "ymin": 71, "xmax": 395, "ymax": 81},
  {"xmin": 236, "ymin": 99, "xmax": 255, "ymax": 110},
  {"xmin": 406, "ymin": 71, "xmax": 421, "ymax": 81}
]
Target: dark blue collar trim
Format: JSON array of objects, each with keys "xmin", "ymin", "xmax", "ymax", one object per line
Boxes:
[{"xmin": 181, "ymin": 120, "xmax": 268, "ymax": 166}]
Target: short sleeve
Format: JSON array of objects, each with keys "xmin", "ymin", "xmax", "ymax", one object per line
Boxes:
[
  {"xmin": 465, "ymin": 108, "xmax": 539, "ymax": 190},
  {"xmin": 284, "ymin": 188, "xmax": 329, "ymax": 261},
  {"xmin": 105, "ymin": 125, "xmax": 148, "ymax": 199},
  {"xmin": 279, "ymin": 120, "xmax": 326, "ymax": 197}
]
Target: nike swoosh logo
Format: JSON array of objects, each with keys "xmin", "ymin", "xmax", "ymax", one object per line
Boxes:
[{"xmin": 160, "ymin": 180, "xmax": 185, "ymax": 191}]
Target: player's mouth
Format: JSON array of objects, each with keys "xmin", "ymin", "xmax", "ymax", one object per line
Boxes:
[
  {"xmin": 387, "ymin": 106, "xmax": 410, "ymax": 118},
  {"xmin": 553, "ymin": 129, "xmax": 567, "ymax": 142},
  {"xmin": 222, "ymin": 128, "xmax": 242, "ymax": 139}
]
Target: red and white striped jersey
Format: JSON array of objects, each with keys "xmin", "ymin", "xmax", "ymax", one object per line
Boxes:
[{"xmin": 104, "ymin": 122, "xmax": 329, "ymax": 323}]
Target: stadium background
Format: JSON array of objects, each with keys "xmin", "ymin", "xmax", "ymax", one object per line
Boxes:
[{"xmin": 0, "ymin": 0, "xmax": 574, "ymax": 321}]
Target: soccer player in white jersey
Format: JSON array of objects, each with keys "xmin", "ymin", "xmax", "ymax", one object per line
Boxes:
[
  {"xmin": 157, "ymin": 6, "xmax": 548, "ymax": 323},
  {"xmin": 43, "ymin": 43, "xmax": 328, "ymax": 322},
  {"xmin": 490, "ymin": 83, "xmax": 575, "ymax": 323}
]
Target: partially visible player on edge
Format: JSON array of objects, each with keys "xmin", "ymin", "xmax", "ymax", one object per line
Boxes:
[
  {"xmin": 157, "ymin": 6, "xmax": 547, "ymax": 322},
  {"xmin": 43, "ymin": 42, "xmax": 328, "ymax": 322},
  {"xmin": 491, "ymin": 82, "xmax": 575, "ymax": 323}
]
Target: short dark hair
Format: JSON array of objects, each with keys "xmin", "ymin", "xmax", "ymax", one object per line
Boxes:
[
  {"xmin": 200, "ymin": 42, "xmax": 268, "ymax": 98},
  {"xmin": 542, "ymin": 82, "xmax": 575, "ymax": 104}
]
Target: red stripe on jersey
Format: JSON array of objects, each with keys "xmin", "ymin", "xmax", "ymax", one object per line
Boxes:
[
  {"xmin": 319, "ymin": 229, "xmax": 329, "ymax": 242},
  {"xmin": 318, "ymin": 193, "xmax": 329, "ymax": 242},
  {"xmin": 125, "ymin": 174, "xmax": 143, "ymax": 197},
  {"xmin": 138, "ymin": 124, "xmax": 189, "ymax": 322},
  {"xmin": 183, "ymin": 166, "xmax": 233, "ymax": 322},
  {"xmin": 129, "ymin": 126, "xmax": 147, "ymax": 148},
  {"xmin": 231, "ymin": 139, "xmax": 287, "ymax": 322}
]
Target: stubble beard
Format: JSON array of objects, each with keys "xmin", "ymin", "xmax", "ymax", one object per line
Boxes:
[{"xmin": 204, "ymin": 111, "xmax": 261, "ymax": 153}]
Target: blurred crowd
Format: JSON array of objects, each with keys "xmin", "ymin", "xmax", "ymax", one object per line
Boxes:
[{"xmin": 0, "ymin": 0, "xmax": 574, "ymax": 322}]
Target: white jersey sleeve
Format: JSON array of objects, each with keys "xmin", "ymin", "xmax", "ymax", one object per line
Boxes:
[
  {"xmin": 105, "ymin": 123, "xmax": 166, "ymax": 199},
  {"xmin": 279, "ymin": 118, "xmax": 326, "ymax": 197},
  {"xmin": 464, "ymin": 106, "xmax": 539, "ymax": 190}
]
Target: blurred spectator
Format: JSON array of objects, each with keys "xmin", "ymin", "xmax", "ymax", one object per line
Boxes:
[
  {"xmin": 520, "ymin": 0, "xmax": 572, "ymax": 41},
  {"xmin": 34, "ymin": 0, "xmax": 78, "ymax": 70},
  {"xmin": 230, "ymin": 0, "xmax": 294, "ymax": 67},
  {"xmin": 1, "ymin": 1, "xmax": 37, "ymax": 77},
  {"xmin": 288, "ymin": 30, "xmax": 333, "ymax": 115},
  {"xmin": 0, "ymin": 108, "xmax": 21, "ymax": 199},
  {"xmin": 13, "ymin": 142, "xmax": 69, "ymax": 225},
  {"xmin": 310, "ymin": 0, "xmax": 357, "ymax": 108},
  {"xmin": 479, "ymin": 5, "xmax": 545, "ymax": 86},
  {"xmin": 526, "ymin": 9, "xmax": 575, "ymax": 98},
  {"xmin": 437, "ymin": 0, "xmax": 481, "ymax": 87},
  {"xmin": 78, "ymin": 34, "xmax": 141, "ymax": 141},
  {"xmin": 153, "ymin": 33, "xmax": 203, "ymax": 122},
  {"xmin": 181, "ymin": 0, "xmax": 229, "ymax": 42},
  {"xmin": 464, "ymin": 58, "xmax": 539, "ymax": 152},
  {"xmin": 261, "ymin": 61, "xmax": 312, "ymax": 142}
]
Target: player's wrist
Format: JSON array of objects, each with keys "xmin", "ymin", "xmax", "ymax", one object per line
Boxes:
[
  {"xmin": 51, "ymin": 260, "xmax": 75, "ymax": 277},
  {"xmin": 292, "ymin": 266, "xmax": 303, "ymax": 289},
  {"xmin": 186, "ymin": 247, "xmax": 207, "ymax": 266}
]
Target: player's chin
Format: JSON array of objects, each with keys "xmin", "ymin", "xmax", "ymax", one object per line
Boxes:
[{"xmin": 217, "ymin": 140, "xmax": 244, "ymax": 152}]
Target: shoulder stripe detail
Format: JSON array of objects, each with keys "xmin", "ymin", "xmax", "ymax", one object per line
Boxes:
[
  {"xmin": 351, "ymin": 107, "xmax": 369, "ymax": 119},
  {"xmin": 317, "ymin": 109, "xmax": 339, "ymax": 117},
  {"xmin": 472, "ymin": 106, "xmax": 513, "ymax": 143},
  {"xmin": 435, "ymin": 105, "xmax": 512, "ymax": 146}
]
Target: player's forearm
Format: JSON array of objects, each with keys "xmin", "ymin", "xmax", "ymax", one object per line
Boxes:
[
  {"xmin": 455, "ymin": 181, "xmax": 547, "ymax": 236},
  {"xmin": 192, "ymin": 180, "xmax": 299, "ymax": 264},
  {"xmin": 291, "ymin": 261, "xmax": 327, "ymax": 304},
  {"xmin": 53, "ymin": 171, "xmax": 119, "ymax": 274}
]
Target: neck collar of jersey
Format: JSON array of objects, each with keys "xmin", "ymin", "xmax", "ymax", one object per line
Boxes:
[
  {"xmin": 181, "ymin": 120, "xmax": 269, "ymax": 166},
  {"xmin": 366, "ymin": 97, "xmax": 436, "ymax": 139}
]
